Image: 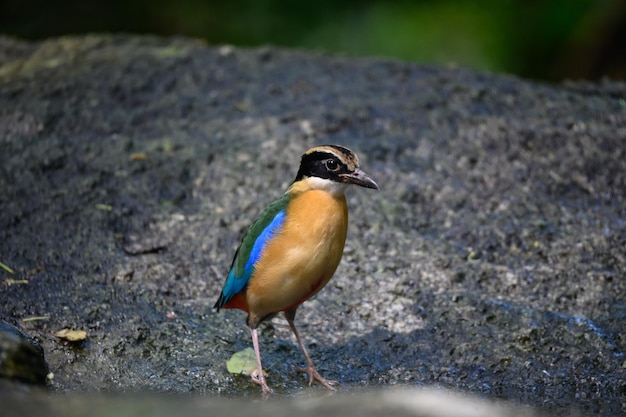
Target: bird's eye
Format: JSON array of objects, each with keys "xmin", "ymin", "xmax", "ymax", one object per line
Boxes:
[{"xmin": 324, "ymin": 159, "xmax": 340, "ymax": 172}]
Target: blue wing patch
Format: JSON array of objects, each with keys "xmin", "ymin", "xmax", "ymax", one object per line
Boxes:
[{"xmin": 245, "ymin": 210, "xmax": 285, "ymax": 271}]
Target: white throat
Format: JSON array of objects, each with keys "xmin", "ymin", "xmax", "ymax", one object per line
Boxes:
[{"xmin": 305, "ymin": 177, "xmax": 350, "ymax": 196}]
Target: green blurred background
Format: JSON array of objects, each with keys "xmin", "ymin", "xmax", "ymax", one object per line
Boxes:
[{"xmin": 1, "ymin": 0, "xmax": 625, "ymax": 81}]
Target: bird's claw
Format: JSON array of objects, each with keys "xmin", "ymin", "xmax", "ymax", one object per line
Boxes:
[
  {"xmin": 295, "ymin": 365, "xmax": 338, "ymax": 390},
  {"xmin": 251, "ymin": 371, "xmax": 273, "ymax": 395}
]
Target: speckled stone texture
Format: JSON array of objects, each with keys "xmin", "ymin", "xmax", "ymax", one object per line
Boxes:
[{"xmin": 0, "ymin": 35, "xmax": 624, "ymax": 416}]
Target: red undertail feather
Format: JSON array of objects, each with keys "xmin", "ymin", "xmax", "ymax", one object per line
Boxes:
[{"xmin": 221, "ymin": 292, "xmax": 249, "ymax": 312}]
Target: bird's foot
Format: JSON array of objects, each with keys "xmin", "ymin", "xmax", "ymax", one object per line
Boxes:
[
  {"xmin": 295, "ymin": 364, "xmax": 338, "ymax": 391},
  {"xmin": 251, "ymin": 370, "xmax": 273, "ymax": 395}
]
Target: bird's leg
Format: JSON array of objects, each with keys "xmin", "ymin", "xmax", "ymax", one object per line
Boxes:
[
  {"xmin": 284, "ymin": 310, "xmax": 338, "ymax": 390},
  {"xmin": 250, "ymin": 327, "xmax": 272, "ymax": 394}
]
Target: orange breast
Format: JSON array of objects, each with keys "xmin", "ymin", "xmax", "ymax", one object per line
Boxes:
[{"xmin": 245, "ymin": 189, "xmax": 348, "ymax": 324}]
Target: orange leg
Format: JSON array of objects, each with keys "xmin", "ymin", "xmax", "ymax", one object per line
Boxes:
[
  {"xmin": 284, "ymin": 311, "xmax": 338, "ymax": 390},
  {"xmin": 250, "ymin": 327, "xmax": 272, "ymax": 394}
]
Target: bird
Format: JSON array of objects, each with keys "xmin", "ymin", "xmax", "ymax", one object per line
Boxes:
[{"xmin": 214, "ymin": 144, "xmax": 378, "ymax": 394}]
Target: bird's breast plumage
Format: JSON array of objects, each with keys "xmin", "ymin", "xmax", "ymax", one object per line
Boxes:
[{"xmin": 245, "ymin": 188, "xmax": 349, "ymax": 325}]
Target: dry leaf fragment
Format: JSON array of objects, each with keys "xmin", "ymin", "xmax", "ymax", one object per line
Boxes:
[
  {"xmin": 95, "ymin": 203, "xmax": 113, "ymax": 211},
  {"xmin": 0, "ymin": 261, "xmax": 15, "ymax": 274},
  {"xmin": 54, "ymin": 328, "xmax": 87, "ymax": 342},
  {"xmin": 22, "ymin": 316, "xmax": 50, "ymax": 322},
  {"xmin": 130, "ymin": 153, "xmax": 148, "ymax": 161},
  {"xmin": 3, "ymin": 278, "xmax": 28, "ymax": 286}
]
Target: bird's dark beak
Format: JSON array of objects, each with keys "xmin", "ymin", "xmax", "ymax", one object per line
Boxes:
[{"xmin": 340, "ymin": 168, "xmax": 379, "ymax": 190}]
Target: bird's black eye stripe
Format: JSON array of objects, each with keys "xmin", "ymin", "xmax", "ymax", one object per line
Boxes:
[{"xmin": 294, "ymin": 150, "xmax": 351, "ymax": 182}]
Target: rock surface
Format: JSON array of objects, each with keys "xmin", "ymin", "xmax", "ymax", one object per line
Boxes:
[{"xmin": 0, "ymin": 35, "xmax": 625, "ymax": 416}]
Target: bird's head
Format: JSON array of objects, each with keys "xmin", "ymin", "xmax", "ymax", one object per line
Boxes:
[{"xmin": 293, "ymin": 145, "xmax": 379, "ymax": 194}]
